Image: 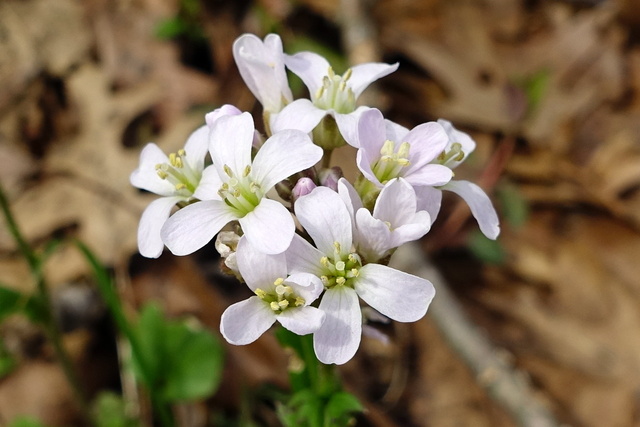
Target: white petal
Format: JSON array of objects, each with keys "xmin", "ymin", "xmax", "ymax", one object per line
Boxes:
[
  {"xmin": 334, "ymin": 107, "xmax": 369, "ymax": 148},
  {"xmin": 236, "ymin": 236, "xmax": 287, "ymax": 291},
  {"xmin": 137, "ymin": 196, "xmax": 183, "ymax": 258},
  {"xmin": 355, "ymin": 264, "xmax": 435, "ymax": 322},
  {"xmin": 414, "ymin": 186, "xmax": 443, "ymax": 224},
  {"xmin": 357, "ymin": 109, "xmax": 387, "ymax": 156},
  {"xmin": 295, "ymin": 187, "xmax": 353, "ymax": 257},
  {"xmin": 373, "ymin": 178, "xmax": 417, "ymax": 226},
  {"xmin": 161, "ymin": 200, "xmax": 237, "ymax": 256},
  {"xmin": 337, "ymin": 178, "xmax": 363, "ymax": 239},
  {"xmin": 442, "ymin": 180, "xmax": 501, "ymax": 239},
  {"xmin": 355, "ymin": 148, "xmax": 383, "ymax": 188},
  {"xmin": 354, "ymin": 208, "xmax": 392, "ymax": 262},
  {"xmin": 437, "ymin": 119, "xmax": 476, "ymax": 168},
  {"xmin": 271, "ymin": 99, "xmax": 326, "ymax": 134},
  {"xmin": 130, "ymin": 143, "xmax": 175, "ymax": 196},
  {"xmin": 388, "ymin": 213, "xmax": 431, "ymax": 248},
  {"xmin": 348, "ymin": 62, "xmax": 399, "ymax": 99},
  {"xmin": 193, "ymin": 165, "xmax": 223, "ymax": 200},
  {"xmin": 313, "ymin": 287, "xmax": 361, "ymax": 365},
  {"xmin": 403, "ymin": 121, "xmax": 449, "ymax": 174},
  {"xmin": 277, "ymin": 306, "xmax": 325, "ymax": 335},
  {"xmin": 286, "ymin": 272, "xmax": 324, "ymax": 303},
  {"xmin": 252, "ymin": 129, "xmax": 322, "ymax": 191},
  {"xmin": 285, "ymin": 51, "xmax": 330, "ymax": 96},
  {"xmin": 285, "ymin": 234, "xmax": 325, "ymax": 276},
  {"xmin": 404, "ymin": 164, "xmax": 453, "ymax": 187},
  {"xmin": 239, "ymin": 198, "xmax": 295, "ymax": 254},
  {"xmin": 384, "ymin": 119, "xmax": 410, "ymax": 142},
  {"xmin": 220, "ymin": 297, "xmax": 275, "ymax": 345},
  {"xmin": 183, "ymin": 125, "xmax": 210, "ymax": 171},
  {"xmin": 209, "ymin": 112, "xmax": 254, "ymax": 178},
  {"xmin": 205, "ymin": 104, "xmax": 242, "ymax": 128}
]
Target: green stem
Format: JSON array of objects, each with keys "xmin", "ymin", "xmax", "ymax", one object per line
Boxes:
[{"xmin": 0, "ymin": 184, "xmax": 92, "ymax": 423}]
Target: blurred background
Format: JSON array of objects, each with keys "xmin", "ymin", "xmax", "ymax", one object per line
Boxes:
[{"xmin": 1, "ymin": 0, "xmax": 639, "ymax": 425}]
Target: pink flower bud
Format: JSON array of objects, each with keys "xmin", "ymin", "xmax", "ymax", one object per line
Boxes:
[
  {"xmin": 292, "ymin": 177, "xmax": 317, "ymax": 202},
  {"xmin": 318, "ymin": 167, "xmax": 343, "ymax": 191}
]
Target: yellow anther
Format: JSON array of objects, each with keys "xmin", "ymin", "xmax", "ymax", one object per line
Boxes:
[
  {"xmin": 169, "ymin": 152, "xmax": 177, "ymax": 165},
  {"xmin": 178, "ymin": 149, "xmax": 186, "ymax": 157},
  {"xmin": 380, "ymin": 140, "xmax": 395, "ymax": 157},
  {"xmin": 350, "ymin": 268, "xmax": 359, "ymax": 278},
  {"xmin": 336, "ymin": 277, "xmax": 346, "ymax": 286},
  {"xmin": 156, "ymin": 170, "xmax": 168, "ymax": 179},
  {"xmin": 270, "ymin": 301, "xmax": 280, "ymax": 311},
  {"xmin": 339, "ymin": 81, "xmax": 347, "ymax": 92},
  {"xmin": 295, "ymin": 297, "xmax": 305, "ymax": 306},
  {"xmin": 250, "ymin": 182, "xmax": 261, "ymax": 193},
  {"xmin": 397, "ymin": 158, "xmax": 410, "ymax": 166},
  {"xmin": 343, "ymin": 68, "xmax": 353, "ymax": 81},
  {"xmin": 175, "ymin": 183, "xmax": 186, "ymax": 191},
  {"xmin": 455, "ymin": 151, "xmax": 465, "ymax": 161},
  {"xmin": 278, "ymin": 300, "xmax": 289, "ymax": 309},
  {"xmin": 174, "ymin": 157, "xmax": 183, "ymax": 168},
  {"xmin": 320, "ymin": 257, "xmax": 330, "ymax": 267},
  {"xmin": 255, "ymin": 288, "xmax": 267, "ymax": 299},
  {"xmin": 320, "ymin": 275, "xmax": 330, "ymax": 285},
  {"xmin": 398, "ymin": 142, "xmax": 411, "ymax": 159},
  {"xmin": 333, "ymin": 242, "xmax": 341, "ymax": 253},
  {"xmin": 274, "ymin": 278, "xmax": 284, "ymax": 287},
  {"xmin": 315, "ymin": 86, "xmax": 325, "ymax": 100},
  {"xmin": 223, "ymin": 164, "xmax": 234, "ymax": 178},
  {"xmin": 243, "ymin": 165, "xmax": 251, "ymax": 177},
  {"xmin": 327, "ymin": 66, "xmax": 335, "ymax": 79}
]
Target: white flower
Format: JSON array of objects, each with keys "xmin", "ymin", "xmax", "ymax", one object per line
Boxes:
[
  {"xmin": 130, "ymin": 125, "xmax": 209, "ymax": 258},
  {"xmin": 354, "ymin": 108, "xmax": 453, "ymax": 193},
  {"xmin": 233, "ymin": 34, "xmax": 293, "ymax": 114},
  {"xmin": 220, "ymin": 237, "xmax": 325, "ymax": 345},
  {"xmin": 337, "ymin": 178, "xmax": 431, "ymax": 263},
  {"xmin": 286, "ymin": 187, "xmax": 435, "ymax": 365},
  {"xmin": 417, "ymin": 119, "xmax": 500, "ymax": 240},
  {"xmin": 272, "ymin": 52, "xmax": 398, "ymax": 146},
  {"xmin": 161, "ymin": 112, "xmax": 323, "ymax": 255}
]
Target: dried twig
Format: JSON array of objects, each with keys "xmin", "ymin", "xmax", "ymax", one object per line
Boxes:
[{"xmin": 391, "ymin": 243, "xmax": 560, "ymax": 427}]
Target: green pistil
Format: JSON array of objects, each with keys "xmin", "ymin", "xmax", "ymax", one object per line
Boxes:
[
  {"xmin": 255, "ymin": 278, "xmax": 305, "ymax": 313},
  {"xmin": 217, "ymin": 164, "xmax": 263, "ymax": 216},
  {"xmin": 320, "ymin": 245, "xmax": 362, "ymax": 290},
  {"xmin": 436, "ymin": 142, "xmax": 465, "ymax": 165},
  {"xmin": 371, "ymin": 140, "xmax": 411, "ymax": 184},
  {"xmin": 155, "ymin": 149, "xmax": 200, "ymax": 195},
  {"xmin": 313, "ymin": 66, "xmax": 356, "ymax": 114}
]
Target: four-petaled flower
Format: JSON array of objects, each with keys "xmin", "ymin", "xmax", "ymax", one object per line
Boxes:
[
  {"xmin": 161, "ymin": 112, "xmax": 323, "ymax": 255},
  {"xmin": 221, "ymin": 237, "xmax": 325, "ymax": 345},
  {"xmin": 286, "ymin": 186, "xmax": 435, "ymax": 365},
  {"xmin": 130, "ymin": 125, "xmax": 209, "ymax": 258}
]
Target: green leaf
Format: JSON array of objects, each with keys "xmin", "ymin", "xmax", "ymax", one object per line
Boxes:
[
  {"xmin": 133, "ymin": 304, "xmax": 166, "ymax": 386},
  {"xmin": 0, "ymin": 340, "xmax": 16, "ymax": 379},
  {"xmin": 160, "ymin": 320, "xmax": 224, "ymax": 401},
  {"xmin": 497, "ymin": 181, "xmax": 529, "ymax": 228},
  {"xmin": 155, "ymin": 17, "xmax": 189, "ymax": 40},
  {"xmin": 468, "ymin": 231, "xmax": 506, "ymax": 265},
  {"xmin": 0, "ymin": 286, "xmax": 44, "ymax": 323},
  {"xmin": 7, "ymin": 417, "xmax": 48, "ymax": 427},
  {"xmin": 93, "ymin": 391, "xmax": 140, "ymax": 427},
  {"xmin": 324, "ymin": 391, "xmax": 363, "ymax": 426}
]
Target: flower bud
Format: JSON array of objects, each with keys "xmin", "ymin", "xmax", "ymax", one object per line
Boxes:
[
  {"xmin": 319, "ymin": 166, "xmax": 343, "ymax": 191},
  {"xmin": 292, "ymin": 177, "xmax": 317, "ymax": 202},
  {"xmin": 215, "ymin": 231, "xmax": 242, "ymax": 280}
]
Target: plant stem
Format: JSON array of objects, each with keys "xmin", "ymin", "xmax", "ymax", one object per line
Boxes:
[{"xmin": 0, "ymin": 183, "xmax": 92, "ymax": 423}]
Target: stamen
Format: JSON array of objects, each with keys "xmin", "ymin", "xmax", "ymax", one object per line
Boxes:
[
  {"xmin": 243, "ymin": 165, "xmax": 251, "ymax": 177},
  {"xmin": 223, "ymin": 164, "xmax": 234, "ymax": 178},
  {"xmin": 295, "ymin": 297, "xmax": 305, "ymax": 306},
  {"xmin": 343, "ymin": 68, "xmax": 353, "ymax": 81},
  {"xmin": 255, "ymin": 288, "xmax": 267, "ymax": 299},
  {"xmin": 270, "ymin": 301, "xmax": 280, "ymax": 311}
]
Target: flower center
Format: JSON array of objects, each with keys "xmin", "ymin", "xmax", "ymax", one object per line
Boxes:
[
  {"xmin": 255, "ymin": 278, "xmax": 306, "ymax": 313},
  {"xmin": 217, "ymin": 164, "xmax": 263, "ymax": 217},
  {"xmin": 319, "ymin": 242, "xmax": 362, "ymax": 289},
  {"xmin": 155, "ymin": 149, "xmax": 201, "ymax": 196},
  {"xmin": 436, "ymin": 142, "xmax": 465, "ymax": 166},
  {"xmin": 371, "ymin": 140, "xmax": 411, "ymax": 184},
  {"xmin": 313, "ymin": 67, "xmax": 356, "ymax": 114}
]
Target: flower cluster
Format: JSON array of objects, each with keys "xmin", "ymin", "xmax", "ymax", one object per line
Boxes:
[{"xmin": 130, "ymin": 33, "xmax": 500, "ymax": 365}]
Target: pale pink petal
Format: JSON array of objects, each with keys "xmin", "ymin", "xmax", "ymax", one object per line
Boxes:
[
  {"xmin": 442, "ymin": 180, "xmax": 500, "ymax": 239},
  {"xmin": 354, "ymin": 209, "xmax": 392, "ymax": 261},
  {"xmin": 357, "ymin": 109, "xmax": 387, "ymax": 156},
  {"xmin": 384, "ymin": 119, "xmax": 409, "ymax": 142},
  {"xmin": 404, "ymin": 164, "xmax": 453, "ymax": 187},
  {"xmin": 337, "ymin": 178, "xmax": 363, "ymax": 239},
  {"xmin": 251, "ymin": 129, "xmax": 322, "ymax": 191},
  {"xmin": 193, "ymin": 165, "xmax": 223, "ymax": 200},
  {"xmin": 137, "ymin": 196, "xmax": 184, "ymax": 258},
  {"xmin": 183, "ymin": 125, "xmax": 210, "ymax": 171},
  {"xmin": 161, "ymin": 200, "xmax": 237, "ymax": 256},
  {"xmin": 313, "ymin": 287, "xmax": 361, "ymax": 365},
  {"xmin": 285, "ymin": 51, "xmax": 330, "ymax": 96},
  {"xmin": 334, "ymin": 106, "xmax": 370, "ymax": 148},
  {"xmin": 414, "ymin": 186, "xmax": 443, "ymax": 224},
  {"xmin": 348, "ymin": 62, "xmax": 399, "ymax": 98},
  {"xmin": 355, "ymin": 148, "xmax": 383, "ymax": 188},
  {"xmin": 286, "ymin": 272, "xmax": 324, "ymax": 302},
  {"xmin": 271, "ymin": 99, "xmax": 326, "ymax": 134},
  {"xmin": 355, "ymin": 264, "xmax": 435, "ymax": 322},
  {"xmin": 277, "ymin": 306, "xmax": 325, "ymax": 335},
  {"xmin": 209, "ymin": 112, "xmax": 254, "ymax": 178},
  {"xmin": 388, "ymin": 214, "xmax": 431, "ymax": 247},
  {"xmin": 130, "ymin": 143, "xmax": 175, "ymax": 196},
  {"xmin": 295, "ymin": 187, "xmax": 352, "ymax": 257},
  {"xmin": 238, "ymin": 198, "xmax": 294, "ymax": 254},
  {"xmin": 285, "ymin": 234, "xmax": 325, "ymax": 276},
  {"xmin": 220, "ymin": 297, "xmax": 276, "ymax": 345},
  {"xmin": 236, "ymin": 236, "xmax": 287, "ymax": 290},
  {"xmin": 403, "ymin": 122, "xmax": 449, "ymax": 174}
]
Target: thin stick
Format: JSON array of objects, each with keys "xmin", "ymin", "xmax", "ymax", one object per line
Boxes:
[{"xmin": 391, "ymin": 243, "xmax": 560, "ymax": 427}]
